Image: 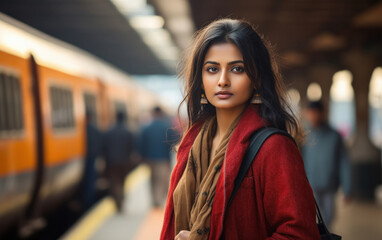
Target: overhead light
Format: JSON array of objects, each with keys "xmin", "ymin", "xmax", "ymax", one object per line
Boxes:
[
  {"xmin": 129, "ymin": 15, "xmax": 165, "ymax": 30},
  {"xmin": 307, "ymin": 82, "xmax": 322, "ymax": 101},
  {"xmin": 330, "ymin": 70, "xmax": 354, "ymax": 102},
  {"xmin": 110, "ymin": 0, "xmax": 147, "ymax": 14},
  {"xmin": 141, "ymin": 29, "xmax": 171, "ymax": 46},
  {"xmin": 109, "ymin": 0, "xmax": 180, "ymax": 71}
]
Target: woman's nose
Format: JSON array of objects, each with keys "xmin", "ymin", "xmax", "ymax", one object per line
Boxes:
[{"xmin": 217, "ymin": 70, "xmax": 230, "ymax": 87}]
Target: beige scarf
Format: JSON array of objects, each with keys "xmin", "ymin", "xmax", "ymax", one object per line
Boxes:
[{"xmin": 173, "ymin": 115, "xmax": 241, "ymax": 239}]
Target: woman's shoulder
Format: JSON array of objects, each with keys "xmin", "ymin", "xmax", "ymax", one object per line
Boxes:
[
  {"xmin": 263, "ymin": 132, "xmax": 296, "ymax": 148},
  {"xmin": 251, "ymin": 131, "xmax": 308, "ymax": 192},
  {"xmin": 254, "ymin": 132, "xmax": 302, "ymax": 167}
]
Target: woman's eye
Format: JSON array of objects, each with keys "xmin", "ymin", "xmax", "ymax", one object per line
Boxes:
[
  {"xmin": 206, "ymin": 66, "xmax": 218, "ymax": 73},
  {"xmin": 232, "ymin": 66, "xmax": 244, "ymax": 73}
]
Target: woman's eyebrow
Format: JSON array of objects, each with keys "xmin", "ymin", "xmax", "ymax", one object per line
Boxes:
[
  {"xmin": 228, "ymin": 60, "xmax": 244, "ymax": 65},
  {"xmin": 204, "ymin": 61, "xmax": 219, "ymax": 66},
  {"xmin": 203, "ymin": 60, "xmax": 244, "ymax": 66}
]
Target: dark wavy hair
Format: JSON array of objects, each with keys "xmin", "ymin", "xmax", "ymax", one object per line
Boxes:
[{"xmin": 178, "ymin": 18, "xmax": 301, "ymax": 140}]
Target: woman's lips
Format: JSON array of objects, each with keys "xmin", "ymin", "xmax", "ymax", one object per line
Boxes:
[{"xmin": 215, "ymin": 91, "xmax": 233, "ymax": 99}]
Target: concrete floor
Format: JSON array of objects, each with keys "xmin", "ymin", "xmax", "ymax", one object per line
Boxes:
[
  {"xmin": 89, "ymin": 177, "xmax": 382, "ymax": 240},
  {"xmin": 332, "ymin": 193, "xmax": 382, "ymax": 240},
  {"xmin": 89, "ymin": 179, "xmax": 152, "ymax": 240}
]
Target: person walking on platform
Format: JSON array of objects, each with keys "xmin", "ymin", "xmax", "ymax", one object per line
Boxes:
[
  {"xmin": 160, "ymin": 19, "xmax": 320, "ymax": 240},
  {"xmin": 82, "ymin": 111, "xmax": 102, "ymax": 210},
  {"xmin": 302, "ymin": 101, "xmax": 351, "ymax": 227},
  {"xmin": 103, "ymin": 111, "xmax": 135, "ymax": 212},
  {"xmin": 139, "ymin": 106, "xmax": 174, "ymax": 208}
]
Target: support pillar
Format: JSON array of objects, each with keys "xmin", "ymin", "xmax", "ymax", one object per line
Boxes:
[{"xmin": 342, "ymin": 48, "xmax": 381, "ymax": 199}]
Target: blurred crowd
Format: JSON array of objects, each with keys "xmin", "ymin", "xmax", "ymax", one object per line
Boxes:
[{"xmin": 81, "ymin": 106, "xmax": 181, "ymax": 213}]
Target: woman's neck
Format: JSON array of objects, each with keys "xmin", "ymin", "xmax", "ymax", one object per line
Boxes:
[{"xmin": 214, "ymin": 105, "xmax": 246, "ymax": 140}]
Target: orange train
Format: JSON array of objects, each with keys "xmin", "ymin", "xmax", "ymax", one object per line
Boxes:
[{"xmin": 0, "ymin": 13, "xmax": 159, "ymax": 236}]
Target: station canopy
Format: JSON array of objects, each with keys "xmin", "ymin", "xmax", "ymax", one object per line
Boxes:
[{"xmin": 1, "ymin": 0, "xmax": 382, "ymax": 75}]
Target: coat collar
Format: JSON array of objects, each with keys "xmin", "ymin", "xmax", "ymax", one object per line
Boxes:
[{"xmin": 161, "ymin": 105, "xmax": 266, "ymax": 239}]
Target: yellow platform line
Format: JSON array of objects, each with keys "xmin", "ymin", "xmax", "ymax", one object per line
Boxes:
[
  {"xmin": 60, "ymin": 164, "xmax": 150, "ymax": 240},
  {"xmin": 124, "ymin": 164, "xmax": 150, "ymax": 193}
]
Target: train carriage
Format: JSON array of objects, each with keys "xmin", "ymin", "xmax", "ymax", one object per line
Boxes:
[{"xmin": 0, "ymin": 13, "xmax": 158, "ymax": 236}]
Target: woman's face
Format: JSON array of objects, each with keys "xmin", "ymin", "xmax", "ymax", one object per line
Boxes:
[{"xmin": 202, "ymin": 42, "xmax": 253, "ymax": 112}]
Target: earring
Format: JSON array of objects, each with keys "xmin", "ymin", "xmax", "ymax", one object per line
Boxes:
[
  {"xmin": 251, "ymin": 93, "xmax": 262, "ymax": 104},
  {"xmin": 201, "ymin": 92, "xmax": 208, "ymax": 104}
]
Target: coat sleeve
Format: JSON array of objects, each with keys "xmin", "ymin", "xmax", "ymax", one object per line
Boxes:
[{"xmin": 255, "ymin": 134, "xmax": 321, "ymax": 240}]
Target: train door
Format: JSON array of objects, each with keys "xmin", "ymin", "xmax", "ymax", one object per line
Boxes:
[
  {"xmin": 0, "ymin": 52, "xmax": 39, "ymax": 236},
  {"xmin": 27, "ymin": 55, "xmax": 44, "ymax": 207}
]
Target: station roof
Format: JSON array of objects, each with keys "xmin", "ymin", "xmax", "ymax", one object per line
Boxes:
[
  {"xmin": 152, "ymin": 0, "xmax": 382, "ymax": 70},
  {"xmin": 0, "ymin": 0, "xmax": 172, "ymax": 75},
  {"xmin": 1, "ymin": 0, "xmax": 381, "ymax": 76}
]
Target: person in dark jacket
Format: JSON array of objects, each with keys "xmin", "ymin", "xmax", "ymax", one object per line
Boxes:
[
  {"xmin": 103, "ymin": 111, "xmax": 135, "ymax": 212},
  {"xmin": 140, "ymin": 106, "xmax": 175, "ymax": 207},
  {"xmin": 82, "ymin": 111, "xmax": 102, "ymax": 209},
  {"xmin": 302, "ymin": 101, "xmax": 351, "ymax": 227}
]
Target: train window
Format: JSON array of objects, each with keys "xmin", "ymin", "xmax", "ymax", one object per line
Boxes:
[
  {"xmin": 0, "ymin": 71, "xmax": 24, "ymax": 136},
  {"xmin": 84, "ymin": 92, "xmax": 97, "ymax": 125},
  {"xmin": 50, "ymin": 86, "xmax": 75, "ymax": 129}
]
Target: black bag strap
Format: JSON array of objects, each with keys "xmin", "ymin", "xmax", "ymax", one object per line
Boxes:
[
  {"xmin": 225, "ymin": 127, "xmax": 333, "ymax": 238},
  {"xmin": 226, "ymin": 127, "xmax": 293, "ymax": 210}
]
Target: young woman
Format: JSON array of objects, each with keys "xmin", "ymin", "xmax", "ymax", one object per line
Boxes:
[{"xmin": 160, "ymin": 18, "xmax": 320, "ymax": 240}]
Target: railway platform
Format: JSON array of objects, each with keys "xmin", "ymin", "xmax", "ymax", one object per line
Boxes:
[
  {"xmin": 61, "ymin": 165, "xmax": 164, "ymax": 240},
  {"xmin": 61, "ymin": 164, "xmax": 382, "ymax": 240}
]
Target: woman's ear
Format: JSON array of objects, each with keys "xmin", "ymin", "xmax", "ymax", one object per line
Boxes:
[{"xmin": 201, "ymin": 84, "xmax": 204, "ymax": 90}]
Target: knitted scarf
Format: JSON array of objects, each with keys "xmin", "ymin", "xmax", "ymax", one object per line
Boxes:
[{"xmin": 173, "ymin": 115, "xmax": 241, "ymax": 239}]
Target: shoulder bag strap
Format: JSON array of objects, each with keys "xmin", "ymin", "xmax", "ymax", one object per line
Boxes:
[
  {"xmin": 226, "ymin": 127, "xmax": 293, "ymax": 210},
  {"xmin": 225, "ymin": 127, "xmax": 331, "ymax": 236}
]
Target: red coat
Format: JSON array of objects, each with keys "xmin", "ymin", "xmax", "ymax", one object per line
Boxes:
[{"xmin": 160, "ymin": 105, "xmax": 321, "ymax": 240}]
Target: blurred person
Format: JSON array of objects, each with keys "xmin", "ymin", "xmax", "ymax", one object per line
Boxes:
[
  {"xmin": 103, "ymin": 111, "xmax": 136, "ymax": 212},
  {"xmin": 82, "ymin": 111, "xmax": 102, "ymax": 209},
  {"xmin": 161, "ymin": 19, "xmax": 320, "ymax": 240},
  {"xmin": 302, "ymin": 101, "xmax": 351, "ymax": 227},
  {"xmin": 139, "ymin": 106, "xmax": 174, "ymax": 208}
]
